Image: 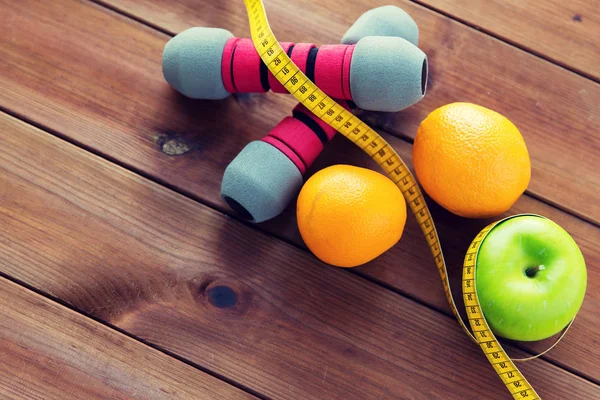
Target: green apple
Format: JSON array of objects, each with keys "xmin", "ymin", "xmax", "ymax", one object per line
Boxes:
[{"xmin": 476, "ymin": 215, "xmax": 587, "ymax": 341}]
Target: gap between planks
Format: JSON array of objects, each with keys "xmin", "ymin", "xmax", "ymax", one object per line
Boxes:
[
  {"xmin": 2, "ymin": 102, "xmax": 599, "ymax": 388},
  {"xmin": 407, "ymin": 0, "xmax": 600, "ymax": 84},
  {"xmin": 1, "ymin": 0, "xmax": 598, "ymax": 389},
  {"xmin": 3, "ymin": 109, "xmax": 600, "ymax": 399},
  {"xmin": 0, "ymin": 270, "xmax": 266, "ymax": 399},
  {"xmin": 2, "ymin": 0, "xmax": 599, "ymax": 379}
]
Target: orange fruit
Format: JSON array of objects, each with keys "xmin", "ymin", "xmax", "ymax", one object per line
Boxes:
[
  {"xmin": 413, "ymin": 102, "xmax": 530, "ymax": 218},
  {"xmin": 297, "ymin": 165, "xmax": 407, "ymax": 268}
]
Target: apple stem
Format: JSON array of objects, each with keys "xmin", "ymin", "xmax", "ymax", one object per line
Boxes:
[{"xmin": 525, "ymin": 265, "xmax": 545, "ymax": 278}]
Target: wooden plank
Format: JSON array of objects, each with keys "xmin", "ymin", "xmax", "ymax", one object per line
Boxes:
[
  {"xmin": 409, "ymin": 0, "xmax": 600, "ymax": 80},
  {"xmin": 0, "ymin": 279, "xmax": 255, "ymax": 399},
  {"xmin": 2, "ymin": 1, "xmax": 599, "ymax": 224},
  {"xmin": 2, "ymin": 114, "xmax": 599, "ymax": 399},
  {"xmin": 0, "ymin": 0, "xmax": 599, "ymax": 380},
  {"xmin": 88, "ymin": 0, "xmax": 600, "ymax": 223}
]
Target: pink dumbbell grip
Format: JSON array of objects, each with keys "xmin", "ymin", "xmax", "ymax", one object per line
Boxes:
[
  {"xmin": 261, "ymin": 102, "xmax": 350, "ymax": 174},
  {"xmin": 221, "ymin": 38, "xmax": 354, "ymax": 100}
]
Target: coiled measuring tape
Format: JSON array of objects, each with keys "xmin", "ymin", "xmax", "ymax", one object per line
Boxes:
[{"xmin": 243, "ymin": 0, "xmax": 542, "ymax": 397}]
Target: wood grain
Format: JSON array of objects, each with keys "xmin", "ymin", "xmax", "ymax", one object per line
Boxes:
[
  {"xmin": 92, "ymin": 0, "xmax": 600, "ymax": 223},
  {"xmin": 411, "ymin": 0, "xmax": 600, "ymax": 80},
  {"xmin": 2, "ymin": 113, "xmax": 599, "ymax": 399},
  {"xmin": 0, "ymin": 278, "xmax": 254, "ymax": 399},
  {"xmin": 1, "ymin": 0, "xmax": 599, "ymax": 381}
]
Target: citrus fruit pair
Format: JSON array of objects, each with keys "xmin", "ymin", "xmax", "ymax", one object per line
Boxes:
[{"xmin": 297, "ymin": 103, "xmax": 530, "ymax": 267}]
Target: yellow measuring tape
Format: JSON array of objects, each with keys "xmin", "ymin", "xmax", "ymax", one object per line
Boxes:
[{"xmin": 243, "ymin": 0, "xmax": 542, "ymax": 397}]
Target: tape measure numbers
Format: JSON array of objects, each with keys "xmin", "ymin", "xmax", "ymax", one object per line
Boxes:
[
  {"xmin": 243, "ymin": 0, "xmax": 541, "ymax": 397},
  {"xmin": 464, "ymin": 218, "xmax": 539, "ymax": 398}
]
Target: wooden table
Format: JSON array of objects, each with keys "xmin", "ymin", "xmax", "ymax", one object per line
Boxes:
[{"xmin": 1, "ymin": 0, "xmax": 598, "ymax": 398}]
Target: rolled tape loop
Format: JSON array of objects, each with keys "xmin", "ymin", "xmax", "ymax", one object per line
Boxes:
[{"xmin": 465, "ymin": 214, "xmax": 575, "ymax": 367}]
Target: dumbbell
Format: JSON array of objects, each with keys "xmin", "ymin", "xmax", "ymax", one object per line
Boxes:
[
  {"xmin": 162, "ymin": 18, "xmax": 426, "ymax": 112},
  {"xmin": 220, "ymin": 6, "xmax": 424, "ymax": 223}
]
